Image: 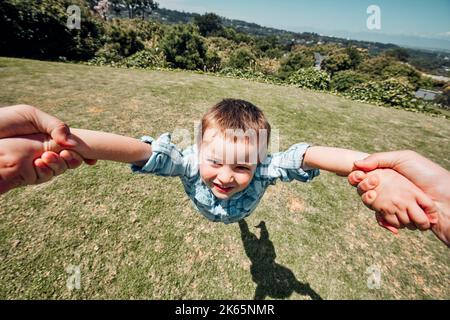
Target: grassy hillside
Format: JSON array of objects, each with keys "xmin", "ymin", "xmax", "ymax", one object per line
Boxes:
[{"xmin": 0, "ymin": 57, "xmax": 449, "ymax": 299}]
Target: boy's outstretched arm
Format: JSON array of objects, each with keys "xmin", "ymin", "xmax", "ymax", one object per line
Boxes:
[
  {"xmin": 47, "ymin": 128, "xmax": 152, "ymax": 167},
  {"xmin": 302, "ymin": 146, "xmax": 368, "ymax": 176}
]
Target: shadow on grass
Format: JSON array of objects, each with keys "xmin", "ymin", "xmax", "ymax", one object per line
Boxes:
[{"xmin": 238, "ymin": 220, "xmax": 322, "ymax": 300}]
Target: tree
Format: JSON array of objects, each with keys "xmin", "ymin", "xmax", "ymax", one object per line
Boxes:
[
  {"xmin": 93, "ymin": 0, "xmax": 110, "ymax": 20},
  {"xmin": 330, "ymin": 70, "xmax": 368, "ymax": 92},
  {"xmin": 436, "ymin": 84, "xmax": 450, "ymax": 108},
  {"xmin": 345, "ymin": 46, "xmax": 362, "ymax": 69},
  {"xmin": 110, "ymin": 0, "xmax": 158, "ymax": 19},
  {"xmin": 322, "ymin": 51, "xmax": 352, "ymax": 75},
  {"xmin": 193, "ymin": 12, "xmax": 223, "ymax": 37},
  {"xmin": 386, "ymin": 48, "xmax": 410, "ymax": 62},
  {"xmin": 161, "ymin": 24, "xmax": 207, "ymax": 70},
  {"xmin": 278, "ymin": 51, "xmax": 315, "ymax": 79},
  {"xmin": 0, "ymin": 0, "xmax": 104, "ymax": 60},
  {"xmin": 227, "ymin": 48, "xmax": 256, "ymax": 70}
]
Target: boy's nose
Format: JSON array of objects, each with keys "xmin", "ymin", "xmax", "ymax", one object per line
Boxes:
[{"xmin": 217, "ymin": 167, "xmax": 235, "ymax": 184}]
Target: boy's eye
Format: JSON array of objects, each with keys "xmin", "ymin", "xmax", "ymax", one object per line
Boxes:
[
  {"xmin": 208, "ymin": 159, "xmax": 221, "ymax": 166},
  {"xmin": 236, "ymin": 166, "xmax": 250, "ymax": 171}
]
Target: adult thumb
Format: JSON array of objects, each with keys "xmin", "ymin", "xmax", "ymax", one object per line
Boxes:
[
  {"xmin": 353, "ymin": 152, "xmax": 399, "ymax": 172},
  {"xmin": 32, "ymin": 108, "xmax": 77, "ymax": 148}
]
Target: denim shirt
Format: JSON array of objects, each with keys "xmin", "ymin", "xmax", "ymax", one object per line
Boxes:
[{"xmin": 131, "ymin": 133, "xmax": 319, "ymax": 224}]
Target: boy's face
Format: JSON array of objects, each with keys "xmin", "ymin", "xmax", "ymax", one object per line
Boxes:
[{"xmin": 199, "ymin": 130, "xmax": 259, "ymax": 200}]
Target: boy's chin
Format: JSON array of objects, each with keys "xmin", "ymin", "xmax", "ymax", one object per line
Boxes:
[{"xmin": 211, "ymin": 189, "xmax": 236, "ymax": 200}]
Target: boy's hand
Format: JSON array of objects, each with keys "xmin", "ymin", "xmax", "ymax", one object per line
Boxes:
[{"xmin": 349, "ymin": 169, "xmax": 439, "ymax": 234}]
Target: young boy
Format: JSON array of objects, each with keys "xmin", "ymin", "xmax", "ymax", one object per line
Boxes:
[{"xmin": 5, "ymin": 99, "xmax": 438, "ymax": 229}]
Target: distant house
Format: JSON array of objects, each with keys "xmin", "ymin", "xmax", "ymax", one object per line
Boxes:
[{"xmin": 415, "ymin": 88, "xmax": 440, "ymax": 101}]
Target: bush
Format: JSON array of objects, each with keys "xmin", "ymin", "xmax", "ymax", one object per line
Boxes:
[
  {"xmin": 322, "ymin": 52, "xmax": 352, "ymax": 74},
  {"xmin": 123, "ymin": 48, "xmax": 166, "ymax": 69},
  {"xmin": 104, "ymin": 19, "xmax": 145, "ymax": 57},
  {"xmin": 227, "ymin": 47, "xmax": 256, "ymax": 70},
  {"xmin": 357, "ymin": 55, "xmax": 395, "ymax": 78},
  {"xmin": 204, "ymin": 50, "xmax": 222, "ymax": 72},
  {"xmin": 347, "ymin": 78, "xmax": 417, "ymax": 108},
  {"xmin": 436, "ymin": 85, "xmax": 450, "ymax": 109},
  {"xmin": 278, "ymin": 51, "xmax": 315, "ymax": 80},
  {"xmin": 381, "ymin": 62, "xmax": 423, "ymax": 89},
  {"xmin": 287, "ymin": 68, "xmax": 330, "ymax": 90},
  {"xmin": 330, "ymin": 70, "xmax": 368, "ymax": 92},
  {"xmin": 264, "ymin": 48, "xmax": 283, "ymax": 59},
  {"xmin": 218, "ymin": 67, "xmax": 282, "ymax": 84},
  {"xmin": 161, "ymin": 24, "xmax": 207, "ymax": 70}
]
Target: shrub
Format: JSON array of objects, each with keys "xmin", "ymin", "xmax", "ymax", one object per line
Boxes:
[
  {"xmin": 104, "ymin": 19, "xmax": 145, "ymax": 57},
  {"xmin": 436, "ymin": 85, "xmax": 450, "ymax": 109},
  {"xmin": 322, "ymin": 52, "xmax": 352, "ymax": 74},
  {"xmin": 204, "ymin": 50, "xmax": 222, "ymax": 72},
  {"xmin": 123, "ymin": 48, "xmax": 166, "ymax": 69},
  {"xmin": 227, "ymin": 47, "xmax": 256, "ymax": 70},
  {"xmin": 381, "ymin": 62, "xmax": 422, "ymax": 89},
  {"xmin": 288, "ymin": 68, "xmax": 330, "ymax": 90},
  {"xmin": 218, "ymin": 67, "xmax": 282, "ymax": 84},
  {"xmin": 347, "ymin": 78, "xmax": 417, "ymax": 108},
  {"xmin": 330, "ymin": 70, "xmax": 368, "ymax": 92},
  {"xmin": 278, "ymin": 51, "xmax": 315, "ymax": 79},
  {"xmin": 161, "ymin": 24, "xmax": 207, "ymax": 70}
]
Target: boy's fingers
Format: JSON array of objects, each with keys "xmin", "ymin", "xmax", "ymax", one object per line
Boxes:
[
  {"xmin": 34, "ymin": 159, "xmax": 54, "ymax": 184},
  {"xmin": 348, "ymin": 170, "xmax": 366, "ymax": 186},
  {"xmin": 375, "ymin": 213, "xmax": 399, "ymax": 234},
  {"xmin": 407, "ymin": 203, "xmax": 431, "ymax": 231},
  {"xmin": 395, "ymin": 207, "xmax": 413, "ymax": 228},
  {"xmin": 59, "ymin": 150, "xmax": 83, "ymax": 169},
  {"xmin": 381, "ymin": 210, "xmax": 403, "ymax": 229},
  {"xmin": 415, "ymin": 192, "xmax": 440, "ymax": 225},
  {"xmin": 357, "ymin": 175, "xmax": 379, "ymax": 194},
  {"xmin": 84, "ymin": 159, "xmax": 97, "ymax": 166},
  {"xmin": 41, "ymin": 152, "xmax": 68, "ymax": 176},
  {"xmin": 361, "ymin": 190, "xmax": 377, "ymax": 207}
]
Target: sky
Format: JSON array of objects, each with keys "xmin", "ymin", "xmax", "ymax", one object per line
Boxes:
[{"xmin": 157, "ymin": 0, "xmax": 450, "ymax": 51}]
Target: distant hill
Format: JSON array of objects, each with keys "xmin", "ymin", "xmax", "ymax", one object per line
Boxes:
[
  {"xmin": 147, "ymin": 7, "xmax": 450, "ymax": 77},
  {"xmin": 150, "ymin": 8, "xmax": 397, "ymax": 55}
]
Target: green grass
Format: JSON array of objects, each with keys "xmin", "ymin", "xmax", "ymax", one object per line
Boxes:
[{"xmin": 0, "ymin": 57, "xmax": 449, "ymax": 299}]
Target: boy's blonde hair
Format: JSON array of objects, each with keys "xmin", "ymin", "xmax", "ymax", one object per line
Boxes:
[{"xmin": 199, "ymin": 99, "xmax": 271, "ymax": 145}]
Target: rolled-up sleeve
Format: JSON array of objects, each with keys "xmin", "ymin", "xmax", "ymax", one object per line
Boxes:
[
  {"xmin": 256, "ymin": 143, "xmax": 320, "ymax": 184},
  {"xmin": 131, "ymin": 133, "xmax": 194, "ymax": 177}
]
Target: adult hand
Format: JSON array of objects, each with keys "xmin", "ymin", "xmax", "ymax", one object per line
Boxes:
[
  {"xmin": 0, "ymin": 104, "xmax": 77, "ymax": 146},
  {"xmin": 0, "ymin": 105, "xmax": 96, "ymax": 194}
]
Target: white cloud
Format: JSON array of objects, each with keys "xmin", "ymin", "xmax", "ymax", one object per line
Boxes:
[{"xmin": 437, "ymin": 31, "xmax": 450, "ymax": 37}]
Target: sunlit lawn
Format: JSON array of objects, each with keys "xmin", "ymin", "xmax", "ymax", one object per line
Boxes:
[{"xmin": 0, "ymin": 57, "xmax": 449, "ymax": 299}]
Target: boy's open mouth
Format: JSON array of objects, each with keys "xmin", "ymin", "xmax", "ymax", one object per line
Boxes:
[{"xmin": 213, "ymin": 183, "xmax": 234, "ymax": 193}]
